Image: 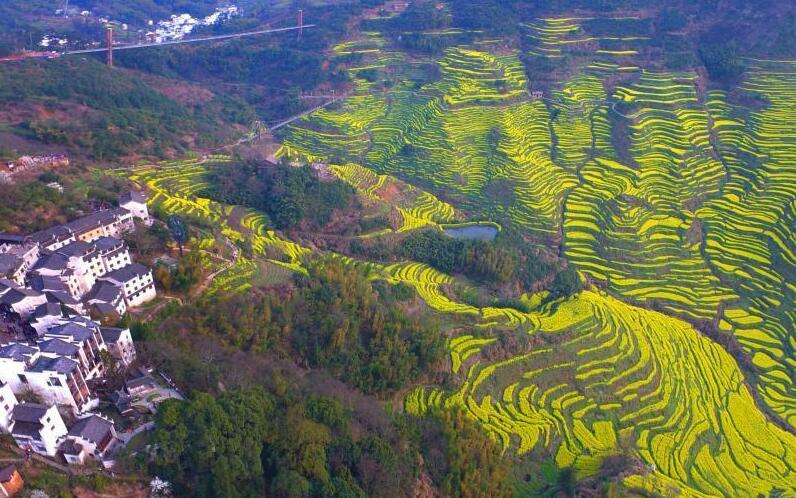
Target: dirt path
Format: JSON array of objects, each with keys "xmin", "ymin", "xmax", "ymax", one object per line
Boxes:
[{"xmin": 190, "ymin": 235, "xmax": 239, "ymax": 298}]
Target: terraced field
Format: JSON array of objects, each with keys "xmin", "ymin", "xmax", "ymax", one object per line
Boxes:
[
  {"xmin": 328, "ymin": 163, "xmax": 456, "ymax": 232},
  {"xmin": 128, "ymin": 14, "xmax": 796, "ymax": 495},
  {"xmin": 277, "ymin": 20, "xmax": 796, "ymax": 453},
  {"xmin": 129, "ymin": 156, "xmax": 312, "ymax": 292},
  {"xmin": 408, "ymin": 291, "xmax": 796, "ymax": 496}
]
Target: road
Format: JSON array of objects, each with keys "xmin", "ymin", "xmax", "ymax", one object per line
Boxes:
[
  {"xmin": 270, "ymin": 94, "xmax": 347, "ymax": 131},
  {"xmin": 64, "ymin": 24, "xmax": 315, "ymax": 55}
]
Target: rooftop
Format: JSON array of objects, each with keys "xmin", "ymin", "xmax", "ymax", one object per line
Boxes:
[
  {"xmin": 32, "ymin": 302, "xmax": 63, "ymax": 320},
  {"xmin": 29, "ymin": 355, "xmax": 79, "ymax": 374},
  {"xmin": 31, "ymin": 252, "xmax": 69, "ymax": 272},
  {"xmin": 0, "ymin": 464, "xmax": 18, "ymax": 483},
  {"xmin": 68, "ymin": 415, "xmax": 114, "ymax": 445},
  {"xmin": 11, "ymin": 402, "xmax": 49, "ymax": 423},
  {"xmin": 0, "ymin": 343, "xmax": 37, "ymax": 361},
  {"xmin": 100, "ymin": 327, "xmax": 126, "ymax": 343},
  {"xmin": 30, "ymin": 225, "xmax": 73, "ymax": 246},
  {"xmin": 0, "ymin": 253, "xmax": 22, "ymax": 275},
  {"xmin": 1, "ymin": 288, "xmax": 43, "ymax": 305},
  {"xmin": 38, "ymin": 338, "xmax": 79, "ymax": 356},
  {"xmin": 57, "ymin": 240, "xmax": 96, "ymax": 258},
  {"xmin": 93, "ymin": 236, "xmax": 125, "ymax": 253},
  {"xmin": 30, "ymin": 275, "xmax": 70, "ymax": 293},
  {"xmin": 102, "ymin": 263, "xmax": 150, "ymax": 283},
  {"xmin": 86, "ymin": 281, "xmax": 122, "ymax": 303},
  {"xmin": 119, "ymin": 190, "xmax": 147, "ymax": 205},
  {"xmin": 0, "ymin": 234, "xmax": 28, "ymax": 245},
  {"xmin": 47, "ymin": 322, "xmax": 96, "ymax": 342}
]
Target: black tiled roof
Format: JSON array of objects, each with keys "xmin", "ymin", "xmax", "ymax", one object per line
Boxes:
[
  {"xmin": 119, "ymin": 191, "xmax": 147, "ymax": 204},
  {"xmin": 56, "ymin": 240, "xmax": 96, "ymax": 258},
  {"xmin": 86, "ymin": 282, "xmax": 122, "ymax": 303},
  {"xmin": 68, "ymin": 415, "xmax": 114, "ymax": 444},
  {"xmin": 28, "ymin": 355, "xmax": 78, "ymax": 374},
  {"xmin": 101, "ymin": 263, "xmax": 150, "ymax": 283},
  {"xmin": 0, "ymin": 343, "xmax": 37, "ymax": 361},
  {"xmin": 38, "ymin": 338, "xmax": 79, "ymax": 356},
  {"xmin": 32, "ymin": 302, "xmax": 63, "ymax": 319},
  {"xmin": 0, "ymin": 464, "xmax": 17, "ymax": 482},
  {"xmin": 93, "ymin": 236, "xmax": 124, "ymax": 254},
  {"xmin": 100, "ymin": 327, "xmax": 125, "ymax": 343},
  {"xmin": 47, "ymin": 322, "xmax": 95, "ymax": 342},
  {"xmin": 1, "ymin": 288, "xmax": 43, "ymax": 305},
  {"xmin": 11, "ymin": 403, "xmax": 49, "ymax": 423},
  {"xmin": 31, "ymin": 252, "xmax": 69, "ymax": 272}
]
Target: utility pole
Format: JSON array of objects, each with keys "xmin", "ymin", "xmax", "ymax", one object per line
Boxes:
[
  {"xmin": 105, "ymin": 26, "xmax": 113, "ymax": 67},
  {"xmin": 298, "ymin": 9, "xmax": 304, "ymax": 39}
]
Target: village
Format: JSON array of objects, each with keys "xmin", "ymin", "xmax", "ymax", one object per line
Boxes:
[{"xmin": 0, "ymin": 190, "xmax": 175, "ymax": 495}]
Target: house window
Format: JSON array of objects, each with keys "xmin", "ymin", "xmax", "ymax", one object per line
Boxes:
[
  {"xmin": 48, "ymin": 377, "xmax": 62, "ymax": 387},
  {"xmin": 18, "ymin": 374, "xmax": 28, "ymax": 384}
]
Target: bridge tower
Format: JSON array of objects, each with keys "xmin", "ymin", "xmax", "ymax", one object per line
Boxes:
[
  {"xmin": 298, "ymin": 9, "xmax": 304, "ymax": 39},
  {"xmin": 105, "ymin": 27, "xmax": 113, "ymax": 67}
]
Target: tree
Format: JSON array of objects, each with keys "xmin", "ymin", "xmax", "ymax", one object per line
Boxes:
[{"xmin": 699, "ymin": 44, "xmax": 746, "ymax": 82}]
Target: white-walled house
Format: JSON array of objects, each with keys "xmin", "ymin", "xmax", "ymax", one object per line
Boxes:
[
  {"xmin": 92, "ymin": 237, "xmax": 132, "ymax": 274},
  {"xmin": 46, "ymin": 321, "xmax": 108, "ymax": 381},
  {"xmin": 0, "ymin": 242, "xmax": 39, "ymax": 286},
  {"xmin": 85, "ymin": 281, "xmax": 127, "ymax": 317},
  {"xmin": 0, "ymin": 382, "xmax": 18, "ymax": 433},
  {"xmin": 99, "ymin": 264, "xmax": 156, "ymax": 308},
  {"xmin": 100, "ymin": 327, "xmax": 136, "ymax": 366},
  {"xmin": 0, "ymin": 343, "xmax": 38, "ymax": 392},
  {"xmin": 119, "ymin": 191, "xmax": 152, "ymax": 226},
  {"xmin": 62, "ymin": 414, "xmax": 118, "ymax": 465},
  {"xmin": 23, "ymin": 355, "xmax": 94, "ymax": 413},
  {"xmin": 10, "ymin": 403, "xmax": 67, "ymax": 456},
  {"xmin": 28, "ymin": 302, "xmax": 65, "ymax": 336}
]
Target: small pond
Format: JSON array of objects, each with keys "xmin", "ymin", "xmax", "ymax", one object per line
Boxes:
[{"xmin": 442, "ymin": 224, "xmax": 499, "ymax": 241}]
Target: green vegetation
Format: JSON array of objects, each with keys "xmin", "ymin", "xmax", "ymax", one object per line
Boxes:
[
  {"xmin": 699, "ymin": 44, "xmax": 747, "ymax": 82},
  {"xmin": 0, "ymin": 173, "xmax": 125, "ymax": 232},
  {"xmin": 0, "ymin": 58, "xmax": 250, "ymax": 158},
  {"xmin": 273, "ymin": 8, "xmax": 796, "ymax": 497},
  {"xmin": 7, "ymin": 1, "xmax": 795, "ymax": 496},
  {"xmin": 202, "ymin": 161, "xmax": 355, "ymax": 230},
  {"xmin": 150, "ymin": 256, "xmax": 445, "ymax": 394},
  {"xmin": 152, "ymin": 389, "xmax": 405, "ymax": 498}
]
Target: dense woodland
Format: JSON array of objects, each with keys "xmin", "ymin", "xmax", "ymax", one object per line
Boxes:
[
  {"xmin": 144, "ymin": 257, "xmax": 445, "ymax": 394},
  {"xmin": 135, "ymin": 255, "xmax": 512, "ymax": 498},
  {"xmin": 150, "ymin": 388, "xmax": 512, "ymax": 498},
  {"xmin": 202, "ymin": 161, "xmax": 355, "ymax": 229}
]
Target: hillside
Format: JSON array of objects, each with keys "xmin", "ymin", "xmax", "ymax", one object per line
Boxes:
[
  {"xmin": 265, "ymin": 3, "xmax": 796, "ymax": 496},
  {"xmin": 2, "ymin": 1, "xmax": 796, "ymax": 497}
]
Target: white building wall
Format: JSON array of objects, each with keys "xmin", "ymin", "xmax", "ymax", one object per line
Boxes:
[
  {"xmin": 121, "ymin": 201, "xmax": 151, "ymax": 225},
  {"xmin": 0, "ymin": 359, "xmax": 30, "ymax": 393},
  {"xmin": 17, "ymin": 405, "xmax": 68, "ymax": 456},
  {"xmin": 0, "ymin": 383, "xmax": 18, "ymax": 432},
  {"xmin": 102, "ymin": 250, "xmax": 131, "ymax": 274},
  {"xmin": 24, "ymin": 372, "xmax": 78, "ymax": 412},
  {"xmin": 109, "ymin": 330, "xmax": 136, "ymax": 366}
]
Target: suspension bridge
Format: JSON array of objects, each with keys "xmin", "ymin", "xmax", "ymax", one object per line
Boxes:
[{"xmin": 0, "ymin": 9, "xmax": 312, "ymax": 66}]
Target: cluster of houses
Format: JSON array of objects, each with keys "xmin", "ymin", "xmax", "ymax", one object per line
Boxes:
[
  {"xmin": 0, "ymin": 191, "xmax": 155, "ymax": 319},
  {"xmin": 0, "ymin": 192, "xmax": 160, "ymax": 468},
  {"xmin": 0, "ymin": 155, "xmax": 69, "ymax": 184}
]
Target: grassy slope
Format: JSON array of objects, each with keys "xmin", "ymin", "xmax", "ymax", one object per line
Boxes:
[{"xmin": 0, "ymin": 57, "xmax": 252, "ymax": 160}]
